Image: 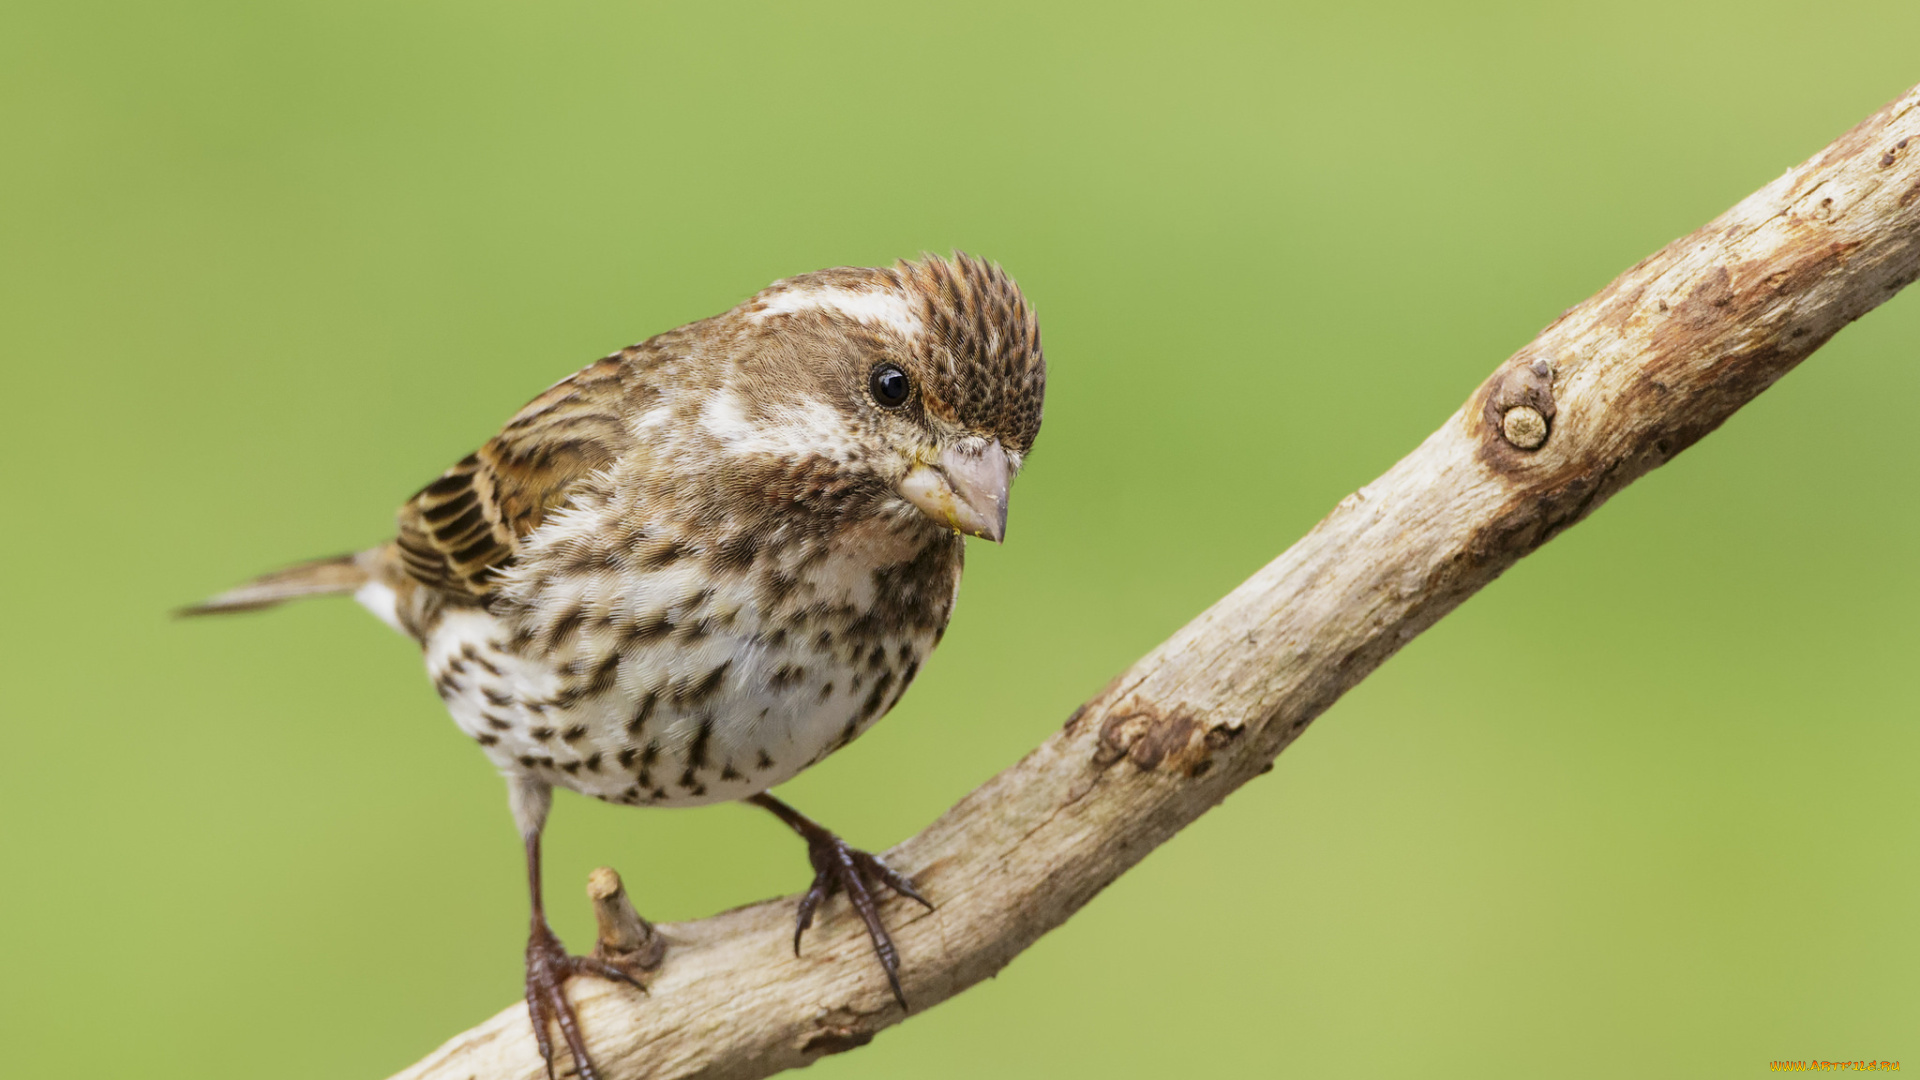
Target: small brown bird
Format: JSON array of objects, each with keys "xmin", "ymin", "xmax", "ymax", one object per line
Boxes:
[{"xmin": 187, "ymin": 254, "xmax": 1044, "ymax": 1079}]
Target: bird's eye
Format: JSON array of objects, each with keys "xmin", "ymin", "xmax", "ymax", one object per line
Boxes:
[{"xmin": 869, "ymin": 363, "xmax": 911, "ymax": 408}]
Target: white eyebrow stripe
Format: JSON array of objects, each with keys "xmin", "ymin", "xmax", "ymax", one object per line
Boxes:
[{"xmin": 750, "ymin": 286, "xmax": 924, "ymax": 338}]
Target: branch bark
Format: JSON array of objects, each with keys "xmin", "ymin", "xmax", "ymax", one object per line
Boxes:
[{"xmin": 393, "ymin": 84, "xmax": 1920, "ymax": 1080}]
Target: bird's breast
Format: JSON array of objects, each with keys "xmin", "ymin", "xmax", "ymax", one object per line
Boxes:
[{"xmin": 424, "ymin": 521, "xmax": 962, "ymax": 808}]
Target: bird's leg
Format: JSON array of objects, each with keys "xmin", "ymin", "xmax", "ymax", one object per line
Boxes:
[
  {"xmin": 746, "ymin": 792, "xmax": 933, "ymax": 1010},
  {"xmin": 513, "ymin": 780, "xmax": 640, "ymax": 1080}
]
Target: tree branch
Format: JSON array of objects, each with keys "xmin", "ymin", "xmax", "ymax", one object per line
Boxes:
[{"xmin": 393, "ymin": 83, "xmax": 1920, "ymax": 1080}]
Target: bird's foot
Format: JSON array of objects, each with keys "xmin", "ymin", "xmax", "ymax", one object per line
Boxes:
[
  {"xmin": 525, "ymin": 918, "xmax": 643, "ymax": 1080},
  {"xmin": 791, "ymin": 827, "xmax": 934, "ymax": 1010}
]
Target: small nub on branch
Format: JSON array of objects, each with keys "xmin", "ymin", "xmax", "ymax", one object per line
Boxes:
[
  {"xmin": 588, "ymin": 867, "xmax": 666, "ymax": 975},
  {"xmin": 1502, "ymin": 405, "xmax": 1549, "ymax": 449}
]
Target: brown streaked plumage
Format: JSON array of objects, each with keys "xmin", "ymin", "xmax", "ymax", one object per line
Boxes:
[
  {"xmin": 187, "ymin": 253, "xmax": 1045, "ymax": 1080},
  {"xmin": 394, "ymin": 352, "xmax": 639, "ymax": 598}
]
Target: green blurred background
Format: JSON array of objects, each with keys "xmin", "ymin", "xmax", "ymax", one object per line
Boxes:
[{"xmin": 3, "ymin": 1, "xmax": 1915, "ymax": 1076}]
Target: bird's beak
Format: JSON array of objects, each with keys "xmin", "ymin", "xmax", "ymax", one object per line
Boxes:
[{"xmin": 900, "ymin": 438, "xmax": 1013, "ymax": 542}]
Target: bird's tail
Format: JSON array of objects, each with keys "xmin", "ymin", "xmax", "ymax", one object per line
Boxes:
[{"xmin": 178, "ymin": 551, "xmax": 373, "ymax": 616}]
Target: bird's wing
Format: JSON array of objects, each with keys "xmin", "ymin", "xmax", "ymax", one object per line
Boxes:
[{"xmin": 395, "ymin": 354, "xmax": 637, "ymax": 597}]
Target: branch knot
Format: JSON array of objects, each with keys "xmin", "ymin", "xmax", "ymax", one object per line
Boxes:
[{"xmin": 1482, "ymin": 357, "xmax": 1558, "ymax": 453}]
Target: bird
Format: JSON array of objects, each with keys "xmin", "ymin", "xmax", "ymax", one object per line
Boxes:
[{"xmin": 184, "ymin": 253, "xmax": 1045, "ymax": 1080}]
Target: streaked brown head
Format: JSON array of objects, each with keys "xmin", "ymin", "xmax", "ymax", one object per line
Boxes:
[{"xmin": 717, "ymin": 252, "xmax": 1046, "ymax": 542}]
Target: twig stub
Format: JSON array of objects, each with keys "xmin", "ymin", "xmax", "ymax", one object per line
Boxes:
[
  {"xmin": 1482, "ymin": 356, "xmax": 1558, "ymax": 452},
  {"xmin": 1502, "ymin": 406, "xmax": 1549, "ymax": 449},
  {"xmin": 588, "ymin": 867, "xmax": 666, "ymax": 975}
]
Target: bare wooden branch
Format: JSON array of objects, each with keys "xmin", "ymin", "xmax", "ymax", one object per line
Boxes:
[{"xmin": 393, "ymin": 84, "xmax": 1920, "ymax": 1080}]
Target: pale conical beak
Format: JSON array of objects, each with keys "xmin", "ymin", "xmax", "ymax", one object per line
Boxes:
[{"xmin": 900, "ymin": 439, "xmax": 1013, "ymax": 542}]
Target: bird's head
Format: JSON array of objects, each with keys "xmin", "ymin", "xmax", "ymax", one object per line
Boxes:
[{"xmin": 711, "ymin": 253, "xmax": 1045, "ymax": 542}]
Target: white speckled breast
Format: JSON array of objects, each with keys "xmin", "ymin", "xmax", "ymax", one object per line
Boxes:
[{"xmin": 407, "ymin": 507, "xmax": 961, "ymax": 808}]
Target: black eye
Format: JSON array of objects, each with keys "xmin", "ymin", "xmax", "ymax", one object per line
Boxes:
[{"xmin": 869, "ymin": 363, "xmax": 911, "ymax": 408}]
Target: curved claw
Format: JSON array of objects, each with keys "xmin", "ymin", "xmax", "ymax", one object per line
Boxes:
[
  {"xmin": 793, "ymin": 867, "xmax": 830, "ymax": 957},
  {"xmin": 748, "ymin": 793, "xmax": 933, "ymax": 1011},
  {"xmin": 790, "ymin": 834, "xmax": 932, "ymax": 1011},
  {"xmin": 855, "ymin": 849, "xmax": 934, "ymax": 911},
  {"xmin": 525, "ymin": 920, "xmax": 642, "ymax": 1080},
  {"xmin": 578, "ymin": 954, "xmax": 648, "ymax": 992}
]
